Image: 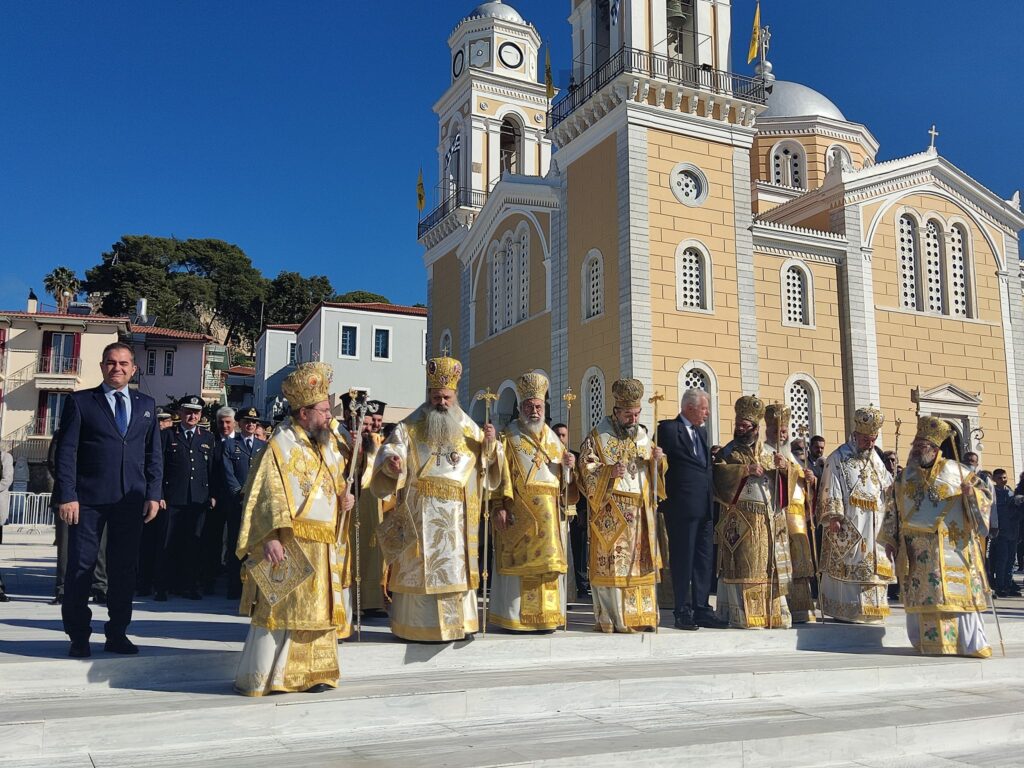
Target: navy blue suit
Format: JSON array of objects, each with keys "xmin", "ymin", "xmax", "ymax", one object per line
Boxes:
[
  {"xmin": 220, "ymin": 434, "xmax": 267, "ymax": 596},
  {"xmin": 54, "ymin": 385, "xmax": 162, "ymax": 642},
  {"xmin": 657, "ymin": 415, "xmax": 715, "ymax": 623}
]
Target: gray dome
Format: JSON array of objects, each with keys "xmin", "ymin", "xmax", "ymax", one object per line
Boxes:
[
  {"xmin": 761, "ymin": 80, "xmax": 846, "ymax": 121},
  {"xmin": 467, "ymin": 1, "xmax": 525, "ymax": 24}
]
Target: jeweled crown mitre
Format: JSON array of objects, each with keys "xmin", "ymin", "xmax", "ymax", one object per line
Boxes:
[
  {"xmin": 282, "ymin": 362, "xmax": 333, "ymax": 409},
  {"xmin": 734, "ymin": 395, "xmax": 765, "ymax": 424},
  {"xmin": 426, "ymin": 356, "xmax": 462, "ymax": 390},
  {"xmin": 852, "ymin": 406, "xmax": 884, "ymax": 436},
  {"xmin": 612, "ymin": 378, "xmax": 644, "ymax": 408},
  {"xmin": 764, "ymin": 404, "xmax": 791, "ymax": 429},
  {"xmin": 915, "ymin": 415, "xmax": 951, "ymax": 447},
  {"xmin": 515, "ymin": 370, "xmax": 549, "ymax": 402}
]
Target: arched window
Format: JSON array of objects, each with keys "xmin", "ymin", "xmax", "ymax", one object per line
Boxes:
[
  {"xmin": 499, "ymin": 117, "xmax": 522, "ymax": 175},
  {"xmin": 923, "ymin": 220, "xmax": 946, "ymax": 314},
  {"xmin": 825, "ymin": 145, "xmax": 852, "ymax": 173},
  {"xmin": 783, "ymin": 264, "xmax": 810, "ymax": 326},
  {"xmin": 948, "ymin": 224, "xmax": 970, "ymax": 318},
  {"xmin": 898, "ymin": 215, "xmax": 920, "ymax": 310},
  {"xmin": 490, "ymin": 246, "xmax": 503, "ymax": 335},
  {"xmin": 584, "ymin": 368, "xmax": 605, "ymax": 435},
  {"xmin": 678, "ymin": 360, "xmax": 720, "ymax": 444},
  {"xmin": 786, "ymin": 379, "xmax": 816, "ymax": 438},
  {"xmin": 772, "ymin": 140, "xmax": 805, "ymax": 189},
  {"xmin": 683, "ymin": 367, "xmax": 708, "ymax": 392},
  {"xmin": 503, "ymin": 238, "xmax": 516, "ymax": 329},
  {"xmin": 445, "ymin": 130, "xmax": 462, "ymax": 198},
  {"xmin": 518, "ymin": 228, "xmax": 530, "ymax": 321},
  {"xmin": 582, "ymin": 249, "xmax": 604, "ymax": 320},
  {"xmin": 675, "ymin": 243, "xmax": 710, "ymax": 311},
  {"xmin": 438, "ymin": 328, "xmax": 453, "ymax": 356}
]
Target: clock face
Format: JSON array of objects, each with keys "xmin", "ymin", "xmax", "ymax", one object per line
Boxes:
[
  {"xmin": 498, "ymin": 42, "xmax": 523, "ymax": 69},
  {"xmin": 452, "ymin": 50, "xmax": 464, "ymax": 78}
]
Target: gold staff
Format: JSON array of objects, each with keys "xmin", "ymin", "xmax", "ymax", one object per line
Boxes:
[
  {"xmin": 648, "ymin": 391, "xmax": 665, "ymax": 634},
  {"xmin": 949, "ymin": 437, "xmax": 1006, "ymax": 657},
  {"xmin": 796, "ymin": 425, "xmax": 825, "ymax": 624},
  {"xmin": 767, "ymin": 401, "xmax": 783, "ymax": 630},
  {"xmin": 343, "ymin": 388, "xmax": 369, "ymax": 641},
  {"xmin": 562, "ymin": 387, "xmax": 577, "ymax": 632},
  {"xmin": 476, "ymin": 388, "xmax": 498, "ymax": 635}
]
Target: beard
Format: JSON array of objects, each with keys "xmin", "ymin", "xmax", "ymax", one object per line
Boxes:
[
  {"xmin": 615, "ymin": 421, "xmax": 639, "ymax": 440},
  {"xmin": 734, "ymin": 426, "xmax": 758, "ymax": 446},
  {"xmin": 519, "ymin": 413, "xmax": 545, "ymax": 438},
  {"xmin": 419, "ymin": 401, "xmax": 465, "ymax": 446}
]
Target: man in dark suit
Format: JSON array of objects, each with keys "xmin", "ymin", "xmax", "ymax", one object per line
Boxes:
[
  {"xmin": 155, "ymin": 395, "xmax": 215, "ymax": 601},
  {"xmin": 220, "ymin": 406, "xmax": 267, "ymax": 599},
  {"xmin": 657, "ymin": 388, "xmax": 726, "ymax": 631},
  {"xmin": 55, "ymin": 342, "xmax": 162, "ymax": 657}
]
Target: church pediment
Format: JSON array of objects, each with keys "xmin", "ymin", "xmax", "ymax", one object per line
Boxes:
[
  {"xmin": 912, "ymin": 383, "xmax": 982, "ymax": 410},
  {"xmin": 457, "ymin": 175, "xmax": 558, "ymax": 268}
]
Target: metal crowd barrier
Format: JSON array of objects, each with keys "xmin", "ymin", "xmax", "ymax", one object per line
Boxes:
[{"xmin": 4, "ymin": 492, "xmax": 55, "ymax": 525}]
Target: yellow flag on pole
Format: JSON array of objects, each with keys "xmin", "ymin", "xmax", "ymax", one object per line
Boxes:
[
  {"xmin": 544, "ymin": 44, "xmax": 554, "ymax": 100},
  {"xmin": 416, "ymin": 168, "xmax": 425, "ymax": 212},
  {"xmin": 747, "ymin": 0, "xmax": 761, "ymax": 64}
]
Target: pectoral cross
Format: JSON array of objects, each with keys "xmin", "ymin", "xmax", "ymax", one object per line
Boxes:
[{"xmin": 432, "ymin": 448, "xmax": 447, "ymax": 468}]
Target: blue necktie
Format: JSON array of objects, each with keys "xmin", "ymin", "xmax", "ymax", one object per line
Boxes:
[{"xmin": 114, "ymin": 391, "xmax": 128, "ymax": 436}]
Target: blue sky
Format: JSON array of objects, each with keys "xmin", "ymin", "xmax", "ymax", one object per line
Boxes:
[{"xmin": 1, "ymin": 1, "xmax": 1021, "ymax": 313}]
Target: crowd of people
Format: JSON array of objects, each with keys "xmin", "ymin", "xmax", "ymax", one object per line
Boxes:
[{"xmin": 20, "ymin": 342, "xmax": 1021, "ymax": 695}]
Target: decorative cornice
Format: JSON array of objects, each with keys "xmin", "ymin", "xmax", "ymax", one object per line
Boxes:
[
  {"xmin": 754, "ymin": 114, "xmax": 879, "ymax": 156},
  {"xmin": 752, "ymin": 221, "xmax": 847, "ymax": 264}
]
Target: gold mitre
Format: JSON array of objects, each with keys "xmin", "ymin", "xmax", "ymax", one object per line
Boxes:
[
  {"xmin": 734, "ymin": 395, "xmax": 765, "ymax": 424},
  {"xmin": 853, "ymin": 405, "xmax": 884, "ymax": 436},
  {"xmin": 515, "ymin": 370, "xmax": 549, "ymax": 402},
  {"xmin": 915, "ymin": 415, "xmax": 951, "ymax": 447},
  {"xmin": 426, "ymin": 356, "xmax": 462, "ymax": 390},
  {"xmin": 612, "ymin": 378, "xmax": 644, "ymax": 408},
  {"xmin": 764, "ymin": 404, "xmax": 791, "ymax": 429},
  {"xmin": 282, "ymin": 362, "xmax": 333, "ymax": 409}
]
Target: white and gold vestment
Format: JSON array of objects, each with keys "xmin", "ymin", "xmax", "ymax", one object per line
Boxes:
[
  {"xmin": 371, "ymin": 409, "xmax": 503, "ymax": 642},
  {"xmin": 233, "ymin": 414, "xmax": 352, "ymax": 696},
  {"xmin": 578, "ymin": 417, "xmax": 665, "ymax": 633},
  {"xmin": 818, "ymin": 442, "xmax": 894, "ymax": 623},
  {"xmin": 490, "ymin": 420, "xmax": 576, "ymax": 631},
  {"xmin": 882, "ymin": 457, "xmax": 993, "ymax": 657}
]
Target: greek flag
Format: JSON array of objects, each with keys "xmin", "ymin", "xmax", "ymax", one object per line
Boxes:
[{"xmin": 610, "ymin": 0, "xmax": 619, "ymax": 26}]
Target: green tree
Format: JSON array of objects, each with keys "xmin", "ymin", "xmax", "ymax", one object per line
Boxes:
[
  {"xmin": 265, "ymin": 271, "xmax": 337, "ymax": 325},
  {"xmin": 335, "ymin": 290, "xmax": 390, "ymax": 304},
  {"xmin": 42, "ymin": 267, "xmax": 82, "ymax": 313}
]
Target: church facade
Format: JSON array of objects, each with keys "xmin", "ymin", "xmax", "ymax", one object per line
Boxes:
[{"xmin": 419, "ymin": 0, "xmax": 1024, "ymax": 473}]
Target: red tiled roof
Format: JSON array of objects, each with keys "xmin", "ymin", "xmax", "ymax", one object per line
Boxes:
[
  {"xmin": 265, "ymin": 323, "xmax": 300, "ymax": 331},
  {"xmin": 0, "ymin": 310, "xmax": 129, "ymax": 323},
  {"xmin": 227, "ymin": 365, "xmax": 255, "ymax": 375},
  {"xmin": 298, "ymin": 301, "xmax": 427, "ymax": 332},
  {"xmin": 131, "ymin": 324, "xmax": 213, "ymax": 341}
]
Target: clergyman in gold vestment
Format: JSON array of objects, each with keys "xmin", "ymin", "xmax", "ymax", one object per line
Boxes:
[
  {"xmin": 491, "ymin": 371, "xmax": 577, "ymax": 631},
  {"xmin": 577, "ymin": 378, "xmax": 666, "ymax": 633},
  {"xmin": 233, "ymin": 362, "xmax": 356, "ymax": 696}
]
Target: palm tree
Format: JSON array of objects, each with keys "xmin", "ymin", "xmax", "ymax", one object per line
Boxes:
[{"xmin": 43, "ymin": 267, "xmax": 81, "ymax": 313}]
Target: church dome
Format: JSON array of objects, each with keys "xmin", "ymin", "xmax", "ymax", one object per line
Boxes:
[
  {"xmin": 466, "ymin": 1, "xmax": 525, "ymax": 24},
  {"xmin": 761, "ymin": 80, "xmax": 846, "ymax": 121}
]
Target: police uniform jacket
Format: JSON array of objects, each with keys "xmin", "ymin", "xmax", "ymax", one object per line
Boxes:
[
  {"xmin": 161, "ymin": 425, "xmax": 216, "ymax": 506},
  {"xmin": 221, "ymin": 434, "xmax": 267, "ymax": 502}
]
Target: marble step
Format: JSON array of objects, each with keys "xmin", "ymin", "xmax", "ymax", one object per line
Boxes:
[
  {"xmin": 5, "ymin": 671, "xmax": 1024, "ymax": 768},
  {"xmin": 6, "ymin": 605, "xmax": 1024, "ymax": 696},
  {"xmin": 4, "ymin": 645, "xmax": 1024, "ymax": 763}
]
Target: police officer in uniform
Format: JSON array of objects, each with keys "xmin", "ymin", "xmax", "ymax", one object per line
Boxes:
[
  {"xmin": 155, "ymin": 395, "xmax": 215, "ymax": 601},
  {"xmin": 220, "ymin": 406, "xmax": 267, "ymax": 599}
]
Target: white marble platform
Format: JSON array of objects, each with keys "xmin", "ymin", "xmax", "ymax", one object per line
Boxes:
[{"xmin": 4, "ymin": 528, "xmax": 1024, "ymax": 767}]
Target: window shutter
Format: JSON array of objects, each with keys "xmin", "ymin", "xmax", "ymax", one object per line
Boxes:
[
  {"xmin": 41, "ymin": 330, "xmax": 54, "ymax": 373},
  {"xmin": 37, "ymin": 391, "xmax": 48, "ymax": 430},
  {"xmin": 71, "ymin": 332, "xmax": 82, "ymax": 369}
]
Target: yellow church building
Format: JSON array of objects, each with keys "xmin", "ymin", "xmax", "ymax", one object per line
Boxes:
[{"xmin": 419, "ymin": 0, "xmax": 1024, "ymax": 473}]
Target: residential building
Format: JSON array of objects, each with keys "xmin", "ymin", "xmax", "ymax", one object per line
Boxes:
[
  {"xmin": 0, "ymin": 295, "xmax": 129, "ymax": 464},
  {"xmin": 253, "ymin": 323, "xmax": 299, "ymax": 420},
  {"xmin": 130, "ymin": 324, "xmax": 214, "ymax": 409}
]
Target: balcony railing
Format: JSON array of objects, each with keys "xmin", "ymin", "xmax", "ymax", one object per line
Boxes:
[
  {"xmin": 37, "ymin": 356, "xmax": 81, "ymax": 375},
  {"xmin": 548, "ymin": 46, "xmax": 766, "ymax": 130},
  {"xmin": 32, "ymin": 416, "xmax": 59, "ymax": 437},
  {"xmin": 417, "ymin": 187, "xmax": 489, "ymax": 238}
]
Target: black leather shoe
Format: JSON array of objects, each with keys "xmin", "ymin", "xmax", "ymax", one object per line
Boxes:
[
  {"xmin": 0, "ymin": 592, "xmax": 9, "ymax": 603},
  {"xmin": 49, "ymin": 595, "xmax": 63, "ymax": 605},
  {"xmin": 695, "ymin": 615, "xmax": 730, "ymax": 629},
  {"xmin": 69, "ymin": 640, "xmax": 91, "ymax": 658},
  {"xmin": 673, "ymin": 616, "xmax": 699, "ymax": 631},
  {"xmin": 136, "ymin": 587, "xmax": 152, "ymax": 597},
  {"xmin": 154, "ymin": 591, "xmax": 168, "ymax": 602},
  {"xmin": 104, "ymin": 636, "xmax": 139, "ymax": 654},
  {"xmin": 305, "ymin": 683, "xmax": 333, "ymax": 693},
  {"xmin": 92, "ymin": 590, "xmax": 107, "ymax": 605}
]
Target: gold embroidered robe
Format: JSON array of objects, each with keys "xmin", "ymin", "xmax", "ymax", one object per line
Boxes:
[
  {"xmin": 713, "ymin": 440, "xmax": 793, "ymax": 629},
  {"xmin": 371, "ymin": 409, "xmax": 503, "ymax": 642},
  {"xmin": 577, "ymin": 418, "xmax": 665, "ymax": 633},
  {"xmin": 817, "ymin": 442, "xmax": 894, "ymax": 624},
  {"xmin": 233, "ymin": 419, "xmax": 352, "ymax": 696},
  {"xmin": 490, "ymin": 422, "xmax": 577, "ymax": 631},
  {"xmin": 768, "ymin": 444, "xmax": 817, "ymax": 623},
  {"xmin": 881, "ymin": 459, "xmax": 993, "ymax": 657},
  {"xmin": 355, "ymin": 432, "xmax": 391, "ymax": 612}
]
